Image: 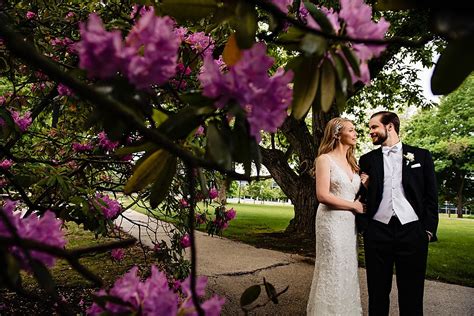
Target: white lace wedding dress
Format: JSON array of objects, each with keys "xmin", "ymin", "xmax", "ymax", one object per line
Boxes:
[{"xmin": 307, "ymin": 156, "xmax": 362, "ymax": 315}]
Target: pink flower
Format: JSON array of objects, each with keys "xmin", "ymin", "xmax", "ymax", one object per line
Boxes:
[
  {"xmin": 0, "ymin": 159, "xmax": 13, "ymax": 170},
  {"xmin": 180, "ymin": 234, "xmax": 191, "ymax": 248},
  {"xmin": 122, "ymin": 10, "xmax": 180, "ymax": 89},
  {"xmin": 57, "ymin": 83, "xmax": 74, "ymax": 96},
  {"xmin": 181, "ymin": 275, "xmax": 208, "ymax": 297},
  {"xmin": 199, "ymin": 43, "xmax": 293, "ymax": 142},
  {"xmin": 225, "ymin": 208, "xmax": 236, "ymax": 221},
  {"xmin": 10, "ymin": 110, "xmax": 32, "ymax": 132},
  {"xmin": 76, "ymin": 14, "xmax": 123, "ymax": 79},
  {"xmin": 339, "ymin": 0, "xmax": 390, "ymax": 61},
  {"xmin": 26, "ymin": 11, "xmax": 36, "ymax": 20},
  {"xmin": 88, "ymin": 265, "xmax": 178, "ymax": 315},
  {"xmin": 195, "ymin": 213, "xmax": 206, "ymax": 225},
  {"xmin": 65, "ymin": 12, "xmax": 75, "ymax": 21},
  {"xmin": 97, "ymin": 131, "xmax": 118, "ymax": 151},
  {"xmin": 201, "ymin": 295, "xmax": 226, "ymax": 316},
  {"xmin": 174, "ymin": 26, "xmax": 188, "ymax": 42},
  {"xmin": 94, "ymin": 194, "xmax": 122, "ymax": 219},
  {"xmin": 185, "ymin": 31, "xmax": 214, "ymax": 57},
  {"xmin": 72, "ymin": 142, "xmax": 94, "ymax": 152},
  {"xmin": 194, "ymin": 125, "xmax": 205, "ymax": 136},
  {"xmin": 0, "ymin": 178, "xmax": 8, "ymax": 188},
  {"xmin": 111, "ymin": 248, "xmax": 125, "ymax": 261},
  {"xmin": 179, "ymin": 198, "xmax": 189, "ymax": 208},
  {"xmin": 208, "ymin": 187, "xmax": 218, "ymax": 199},
  {"xmin": 1, "ymin": 201, "xmax": 67, "ymax": 272},
  {"xmin": 0, "ymin": 96, "xmax": 5, "ymax": 105}
]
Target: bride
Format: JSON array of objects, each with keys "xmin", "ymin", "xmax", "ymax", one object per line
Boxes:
[{"xmin": 307, "ymin": 117, "xmax": 367, "ymax": 315}]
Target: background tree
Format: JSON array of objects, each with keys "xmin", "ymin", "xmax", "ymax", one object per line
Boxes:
[{"xmin": 403, "ymin": 74, "xmax": 474, "ymax": 218}]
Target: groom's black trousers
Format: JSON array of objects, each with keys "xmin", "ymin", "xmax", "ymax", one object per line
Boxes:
[{"xmin": 364, "ymin": 217, "xmax": 429, "ymax": 316}]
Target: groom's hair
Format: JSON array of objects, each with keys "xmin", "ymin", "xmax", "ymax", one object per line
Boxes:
[{"xmin": 371, "ymin": 111, "xmax": 400, "ymax": 134}]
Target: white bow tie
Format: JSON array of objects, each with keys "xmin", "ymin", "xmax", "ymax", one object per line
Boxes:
[{"xmin": 382, "ymin": 146, "xmax": 400, "ymax": 155}]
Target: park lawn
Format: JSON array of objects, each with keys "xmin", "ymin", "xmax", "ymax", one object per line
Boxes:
[
  {"xmin": 133, "ymin": 202, "xmax": 474, "ymax": 287},
  {"xmin": 426, "ymin": 215, "xmax": 474, "ymax": 287}
]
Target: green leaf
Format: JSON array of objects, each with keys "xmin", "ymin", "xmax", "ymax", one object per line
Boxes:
[
  {"xmin": 157, "ymin": 105, "xmax": 214, "ymax": 140},
  {"xmin": 277, "ymin": 26, "xmax": 305, "ymax": 43},
  {"xmin": 158, "ymin": 0, "xmax": 219, "ymax": 22},
  {"xmin": 303, "ymin": 1, "xmax": 335, "ymax": 34},
  {"xmin": 299, "ymin": 33, "xmax": 327, "ymax": 56},
  {"xmin": 206, "ymin": 122, "xmax": 232, "ymax": 169},
  {"xmin": 289, "ymin": 55, "xmax": 321, "ymax": 120},
  {"xmin": 330, "ymin": 51, "xmax": 352, "ymax": 95},
  {"xmin": 235, "ymin": 2, "xmax": 257, "ymax": 49},
  {"xmin": 149, "ymin": 155, "xmax": 177, "ymax": 208},
  {"xmin": 431, "ymin": 34, "xmax": 474, "ymax": 95},
  {"xmin": 114, "ymin": 141, "xmax": 157, "ymax": 156},
  {"xmin": 124, "ymin": 149, "xmax": 173, "ymax": 194},
  {"xmin": 263, "ymin": 278, "xmax": 279, "ymax": 304},
  {"xmin": 320, "ymin": 58, "xmax": 336, "ymax": 112},
  {"xmin": 340, "ymin": 46, "xmax": 361, "ymax": 77},
  {"xmin": 152, "ymin": 109, "xmax": 169, "ymax": 127},
  {"xmin": 240, "ymin": 284, "xmax": 261, "ymax": 306}
]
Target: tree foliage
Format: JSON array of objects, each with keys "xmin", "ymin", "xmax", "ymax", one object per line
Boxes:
[{"xmin": 403, "ymin": 74, "xmax": 474, "ymax": 217}]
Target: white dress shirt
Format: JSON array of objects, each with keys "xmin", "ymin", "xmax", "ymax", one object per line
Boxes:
[{"xmin": 373, "ymin": 142, "xmax": 419, "ymax": 225}]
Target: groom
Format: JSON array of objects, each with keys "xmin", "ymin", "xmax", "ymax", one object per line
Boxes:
[{"xmin": 358, "ymin": 111, "xmax": 439, "ymax": 315}]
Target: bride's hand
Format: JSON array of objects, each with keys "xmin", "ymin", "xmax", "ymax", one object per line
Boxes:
[
  {"xmin": 360, "ymin": 172, "xmax": 369, "ymax": 189},
  {"xmin": 352, "ymin": 197, "xmax": 365, "ymax": 214}
]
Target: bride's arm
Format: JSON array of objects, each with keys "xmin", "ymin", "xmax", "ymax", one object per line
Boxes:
[{"xmin": 315, "ymin": 155, "xmax": 364, "ymax": 213}]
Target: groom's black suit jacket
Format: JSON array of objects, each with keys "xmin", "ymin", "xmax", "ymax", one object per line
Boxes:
[{"xmin": 357, "ymin": 144, "xmax": 439, "ymax": 241}]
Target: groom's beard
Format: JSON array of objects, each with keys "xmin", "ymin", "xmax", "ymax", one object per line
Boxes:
[{"xmin": 371, "ymin": 127, "xmax": 388, "ymax": 145}]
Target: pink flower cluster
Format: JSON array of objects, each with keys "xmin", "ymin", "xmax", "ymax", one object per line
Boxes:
[
  {"xmin": 208, "ymin": 187, "xmax": 218, "ymax": 200},
  {"xmin": 97, "ymin": 131, "xmax": 118, "ymax": 151},
  {"xmin": 76, "ymin": 10, "xmax": 180, "ymax": 89},
  {"xmin": 57, "ymin": 83, "xmax": 74, "ymax": 96},
  {"xmin": 88, "ymin": 266, "xmax": 225, "ymax": 316},
  {"xmin": 26, "ymin": 11, "xmax": 36, "ymax": 20},
  {"xmin": 72, "ymin": 142, "xmax": 94, "ymax": 152},
  {"xmin": 0, "ymin": 200, "xmax": 66, "ymax": 272},
  {"xmin": 94, "ymin": 194, "xmax": 122, "ymax": 219},
  {"xmin": 10, "ymin": 110, "xmax": 32, "ymax": 132},
  {"xmin": 111, "ymin": 248, "xmax": 125, "ymax": 261},
  {"xmin": 298, "ymin": 0, "xmax": 389, "ymax": 84},
  {"xmin": 180, "ymin": 234, "xmax": 191, "ymax": 248},
  {"xmin": 0, "ymin": 159, "xmax": 13, "ymax": 170},
  {"xmin": 213, "ymin": 207, "xmax": 236, "ymax": 230},
  {"xmin": 185, "ymin": 31, "xmax": 214, "ymax": 57},
  {"xmin": 199, "ymin": 43, "xmax": 293, "ymax": 142}
]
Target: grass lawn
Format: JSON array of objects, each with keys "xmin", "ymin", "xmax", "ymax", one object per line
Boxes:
[{"xmin": 137, "ymin": 202, "xmax": 474, "ymax": 287}]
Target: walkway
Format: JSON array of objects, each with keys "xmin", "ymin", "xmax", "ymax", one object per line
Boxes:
[{"xmin": 117, "ymin": 210, "xmax": 474, "ymax": 315}]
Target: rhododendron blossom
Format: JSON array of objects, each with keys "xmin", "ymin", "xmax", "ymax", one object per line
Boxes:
[
  {"xmin": 72, "ymin": 142, "xmax": 94, "ymax": 152},
  {"xmin": 97, "ymin": 131, "xmax": 118, "ymax": 151},
  {"xmin": 57, "ymin": 83, "xmax": 74, "ymax": 96},
  {"xmin": 208, "ymin": 187, "xmax": 218, "ymax": 200},
  {"xmin": 87, "ymin": 265, "xmax": 225, "ymax": 316},
  {"xmin": 94, "ymin": 194, "xmax": 122, "ymax": 219},
  {"xmin": 0, "ymin": 159, "xmax": 13, "ymax": 170},
  {"xmin": 199, "ymin": 43, "xmax": 293, "ymax": 142},
  {"xmin": 111, "ymin": 248, "xmax": 125, "ymax": 261},
  {"xmin": 10, "ymin": 110, "xmax": 32, "ymax": 132},
  {"xmin": 0, "ymin": 200, "xmax": 66, "ymax": 272},
  {"xmin": 122, "ymin": 10, "xmax": 180, "ymax": 89},
  {"xmin": 180, "ymin": 234, "xmax": 191, "ymax": 248},
  {"xmin": 76, "ymin": 14, "xmax": 123, "ymax": 79},
  {"xmin": 185, "ymin": 31, "xmax": 214, "ymax": 57}
]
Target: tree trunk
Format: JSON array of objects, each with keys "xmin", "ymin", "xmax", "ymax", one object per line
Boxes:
[{"xmin": 457, "ymin": 174, "xmax": 465, "ymax": 218}]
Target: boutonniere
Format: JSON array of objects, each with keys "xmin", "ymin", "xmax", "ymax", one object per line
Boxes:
[{"xmin": 403, "ymin": 152, "xmax": 415, "ymax": 165}]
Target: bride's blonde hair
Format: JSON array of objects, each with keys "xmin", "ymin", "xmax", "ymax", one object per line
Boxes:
[{"xmin": 317, "ymin": 117, "xmax": 359, "ymax": 173}]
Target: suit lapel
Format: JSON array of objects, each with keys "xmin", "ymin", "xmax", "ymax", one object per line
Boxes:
[{"xmin": 402, "ymin": 143, "xmax": 410, "ymax": 189}]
